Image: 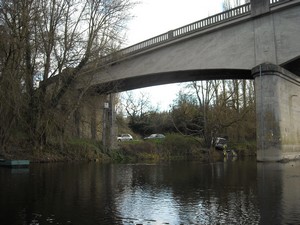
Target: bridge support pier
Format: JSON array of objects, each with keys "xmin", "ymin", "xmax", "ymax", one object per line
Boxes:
[
  {"xmin": 252, "ymin": 63, "xmax": 300, "ymax": 161},
  {"xmin": 102, "ymin": 93, "xmax": 117, "ymax": 151},
  {"xmin": 71, "ymin": 92, "xmax": 117, "ymax": 150}
]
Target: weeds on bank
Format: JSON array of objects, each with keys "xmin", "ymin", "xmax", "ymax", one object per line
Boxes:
[
  {"xmin": 117, "ymin": 133, "xmax": 207, "ymax": 162},
  {"xmin": 9, "ymin": 138, "xmax": 109, "ymax": 162},
  {"xmin": 2, "ymin": 135, "xmax": 256, "ymax": 163}
]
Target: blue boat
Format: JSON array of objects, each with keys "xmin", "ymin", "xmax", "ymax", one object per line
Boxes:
[{"xmin": 0, "ymin": 159, "xmax": 30, "ymax": 168}]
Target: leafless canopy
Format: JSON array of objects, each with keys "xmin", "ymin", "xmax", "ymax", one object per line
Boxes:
[{"xmin": 0, "ymin": 0, "xmax": 136, "ymax": 148}]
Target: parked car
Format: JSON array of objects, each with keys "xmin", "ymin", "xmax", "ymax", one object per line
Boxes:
[
  {"xmin": 117, "ymin": 134, "xmax": 133, "ymax": 142},
  {"xmin": 144, "ymin": 133, "xmax": 165, "ymax": 140}
]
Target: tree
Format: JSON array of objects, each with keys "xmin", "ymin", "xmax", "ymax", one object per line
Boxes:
[
  {"xmin": 122, "ymin": 91, "xmax": 153, "ymax": 121},
  {"xmin": 172, "ymin": 78, "xmax": 256, "ymax": 148},
  {"xmin": 209, "ymin": 79, "xmax": 255, "ymax": 141},
  {"xmin": 119, "ymin": 91, "xmax": 158, "ymax": 135},
  {"xmin": 0, "ymin": 0, "xmax": 136, "ymax": 150},
  {"xmin": 222, "ymin": 0, "xmax": 250, "ymax": 10},
  {"xmin": 171, "ymin": 90, "xmax": 204, "ymax": 137}
]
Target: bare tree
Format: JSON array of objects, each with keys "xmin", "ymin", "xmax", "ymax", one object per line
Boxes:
[
  {"xmin": 174, "ymin": 77, "xmax": 255, "ymax": 148},
  {"xmin": 118, "ymin": 90, "xmax": 161, "ymax": 135},
  {"xmin": 191, "ymin": 81, "xmax": 218, "ymax": 144},
  {"xmin": 121, "ymin": 91, "xmax": 154, "ymax": 120},
  {"xmin": 222, "ymin": 0, "xmax": 250, "ymax": 10},
  {"xmin": 0, "ymin": 0, "xmax": 136, "ymax": 150}
]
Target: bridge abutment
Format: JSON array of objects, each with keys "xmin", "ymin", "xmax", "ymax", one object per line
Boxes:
[{"xmin": 252, "ymin": 63, "xmax": 300, "ymax": 161}]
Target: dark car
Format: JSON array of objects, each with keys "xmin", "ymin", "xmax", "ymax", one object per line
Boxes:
[
  {"xmin": 214, "ymin": 137, "xmax": 227, "ymax": 150},
  {"xmin": 144, "ymin": 134, "xmax": 165, "ymax": 140}
]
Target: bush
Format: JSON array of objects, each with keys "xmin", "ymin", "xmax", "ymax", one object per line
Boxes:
[
  {"xmin": 117, "ymin": 141, "xmax": 159, "ymax": 161},
  {"xmin": 40, "ymin": 138, "xmax": 107, "ymax": 162},
  {"xmin": 162, "ymin": 134, "xmax": 202, "ymax": 159},
  {"xmin": 230, "ymin": 141, "xmax": 256, "ymax": 157}
]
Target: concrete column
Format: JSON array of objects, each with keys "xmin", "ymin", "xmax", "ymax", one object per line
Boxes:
[
  {"xmin": 102, "ymin": 99, "xmax": 110, "ymax": 151},
  {"xmin": 251, "ymin": 0, "xmax": 270, "ymax": 17},
  {"xmin": 108, "ymin": 93, "xmax": 117, "ymax": 149},
  {"xmin": 252, "ymin": 63, "xmax": 300, "ymax": 161},
  {"xmin": 252, "ymin": 0, "xmax": 277, "ymax": 66},
  {"xmin": 72, "ymin": 93, "xmax": 103, "ymax": 141},
  {"xmin": 102, "ymin": 94, "xmax": 117, "ymax": 150},
  {"xmin": 168, "ymin": 30, "xmax": 174, "ymax": 39}
]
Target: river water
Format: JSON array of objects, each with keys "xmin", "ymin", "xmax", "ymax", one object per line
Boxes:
[{"xmin": 0, "ymin": 159, "xmax": 299, "ymax": 225}]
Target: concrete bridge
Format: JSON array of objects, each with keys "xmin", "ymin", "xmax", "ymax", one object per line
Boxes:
[{"xmin": 77, "ymin": 0, "xmax": 300, "ymax": 161}]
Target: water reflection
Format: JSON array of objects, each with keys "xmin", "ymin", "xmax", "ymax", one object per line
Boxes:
[
  {"xmin": 257, "ymin": 161, "xmax": 300, "ymax": 225},
  {"xmin": 112, "ymin": 162, "xmax": 260, "ymax": 224},
  {"xmin": 0, "ymin": 160, "xmax": 299, "ymax": 225}
]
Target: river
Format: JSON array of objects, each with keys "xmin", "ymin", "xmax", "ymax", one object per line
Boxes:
[{"xmin": 0, "ymin": 159, "xmax": 299, "ymax": 225}]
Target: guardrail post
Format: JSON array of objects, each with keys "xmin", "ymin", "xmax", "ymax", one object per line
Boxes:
[
  {"xmin": 251, "ymin": 0, "xmax": 270, "ymax": 17},
  {"xmin": 168, "ymin": 30, "xmax": 174, "ymax": 39}
]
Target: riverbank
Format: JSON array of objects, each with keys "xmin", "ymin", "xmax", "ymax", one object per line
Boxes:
[
  {"xmin": 0, "ymin": 143, "xmax": 207, "ymax": 163},
  {"xmin": 0, "ymin": 136, "xmax": 256, "ymax": 163},
  {"xmin": 114, "ymin": 134, "xmax": 256, "ymax": 162},
  {"xmin": 0, "ymin": 139, "xmax": 109, "ymax": 163},
  {"xmin": 0, "ymin": 148, "xmax": 106, "ymax": 163}
]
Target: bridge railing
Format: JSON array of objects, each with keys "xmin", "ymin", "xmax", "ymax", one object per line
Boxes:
[
  {"xmin": 103, "ymin": 3, "xmax": 250, "ymax": 62},
  {"xmin": 101, "ymin": 0, "xmax": 291, "ymax": 63},
  {"xmin": 118, "ymin": 3, "xmax": 251, "ymax": 58},
  {"xmin": 172, "ymin": 4, "xmax": 250, "ymax": 38},
  {"xmin": 270, "ymin": 0, "xmax": 286, "ymax": 4}
]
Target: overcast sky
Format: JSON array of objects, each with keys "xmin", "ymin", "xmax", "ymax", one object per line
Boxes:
[
  {"xmin": 125, "ymin": 0, "xmax": 224, "ymax": 46},
  {"xmin": 123, "ymin": 0, "xmax": 225, "ymax": 111}
]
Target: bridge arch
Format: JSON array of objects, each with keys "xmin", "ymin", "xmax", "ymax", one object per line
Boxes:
[
  {"xmin": 93, "ymin": 69, "xmax": 252, "ymax": 93},
  {"xmin": 74, "ymin": 0, "xmax": 300, "ymax": 161}
]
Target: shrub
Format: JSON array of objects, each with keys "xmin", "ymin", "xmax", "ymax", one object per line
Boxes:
[
  {"xmin": 162, "ymin": 133, "xmax": 201, "ymax": 158},
  {"xmin": 118, "ymin": 141, "xmax": 158, "ymax": 161}
]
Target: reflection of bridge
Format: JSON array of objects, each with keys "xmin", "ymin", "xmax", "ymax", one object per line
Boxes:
[{"xmin": 77, "ymin": 0, "xmax": 300, "ymax": 161}]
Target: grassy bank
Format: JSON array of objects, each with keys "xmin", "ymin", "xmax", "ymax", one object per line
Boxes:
[
  {"xmin": 114, "ymin": 134, "xmax": 210, "ymax": 162},
  {"xmin": 114, "ymin": 134, "xmax": 257, "ymax": 162},
  {"xmin": 0, "ymin": 135, "xmax": 256, "ymax": 163},
  {"xmin": 0, "ymin": 139, "xmax": 109, "ymax": 163}
]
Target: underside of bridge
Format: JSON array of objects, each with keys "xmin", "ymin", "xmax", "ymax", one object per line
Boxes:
[
  {"xmin": 92, "ymin": 69, "xmax": 252, "ymax": 94},
  {"xmin": 282, "ymin": 56, "xmax": 300, "ymax": 76}
]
